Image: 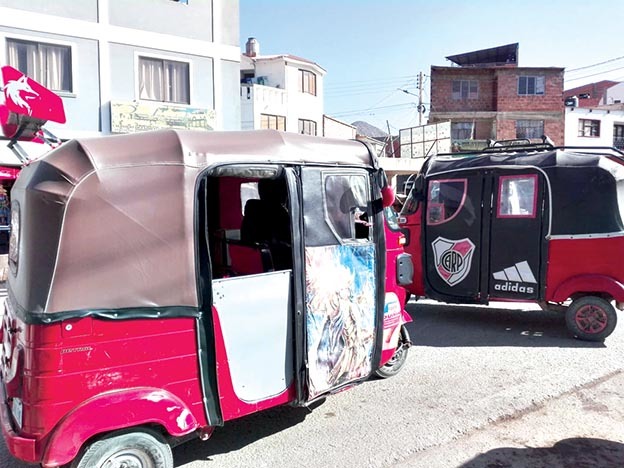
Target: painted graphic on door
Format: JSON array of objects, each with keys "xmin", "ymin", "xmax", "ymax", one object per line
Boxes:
[
  {"xmin": 431, "ymin": 236, "xmax": 476, "ymax": 286},
  {"xmin": 305, "ymin": 244, "xmax": 376, "ymax": 399},
  {"xmin": 492, "ymin": 260, "xmax": 537, "ymax": 294}
]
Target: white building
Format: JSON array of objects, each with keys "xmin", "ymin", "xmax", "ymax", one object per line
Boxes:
[
  {"xmin": 565, "ymin": 107, "xmax": 624, "ymax": 149},
  {"xmin": 240, "ymin": 38, "xmax": 325, "ymax": 136},
  {"xmin": 0, "ymin": 0, "xmax": 241, "ymax": 163}
]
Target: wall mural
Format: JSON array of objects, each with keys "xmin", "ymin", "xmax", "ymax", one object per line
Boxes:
[
  {"xmin": 111, "ymin": 100, "xmax": 216, "ymax": 134},
  {"xmin": 305, "ymin": 244, "xmax": 376, "ymax": 399}
]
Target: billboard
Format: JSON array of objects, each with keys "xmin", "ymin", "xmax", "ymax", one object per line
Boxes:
[{"xmin": 399, "ymin": 121, "xmax": 451, "ymax": 158}]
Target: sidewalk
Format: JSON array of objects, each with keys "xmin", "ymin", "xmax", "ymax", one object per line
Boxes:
[{"xmin": 396, "ymin": 371, "xmax": 624, "ymax": 467}]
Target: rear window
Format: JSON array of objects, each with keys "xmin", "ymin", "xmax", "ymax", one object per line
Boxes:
[{"xmin": 427, "ymin": 179, "xmax": 467, "ymax": 225}]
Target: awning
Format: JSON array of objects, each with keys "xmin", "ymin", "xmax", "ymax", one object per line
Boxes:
[{"xmin": 0, "ymin": 165, "xmax": 20, "ymax": 181}]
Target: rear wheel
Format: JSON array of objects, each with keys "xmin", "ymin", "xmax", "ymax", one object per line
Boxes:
[
  {"xmin": 71, "ymin": 429, "xmax": 173, "ymax": 468},
  {"xmin": 565, "ymin": 296, "xmax": 617, "ymax": 342},
  {"xmin": 375, "ymin": 328, "xmax": 409, "ymax": 378}
]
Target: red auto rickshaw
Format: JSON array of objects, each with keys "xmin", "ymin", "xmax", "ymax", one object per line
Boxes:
[
  {"xmin": 0, "ymin": 128, "xmax": 413, "ymax": 468},
  {"xmin": 400, "ymin": 139, "xmax": 624, "ymax": 342}
]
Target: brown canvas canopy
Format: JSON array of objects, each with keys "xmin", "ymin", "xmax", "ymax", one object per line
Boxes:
[{"xmin": 9, "ymin": 129, "xmax": 376, "ymax": 320}]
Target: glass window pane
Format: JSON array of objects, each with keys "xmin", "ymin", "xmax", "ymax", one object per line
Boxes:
[
  {"xmin": 324, "ymin": 175, "xmax": 371, "ymax": 241},
  {"xmin": 498, "ymin": 175, "xmax": 536, "ymax": 217},
  {"xmin": 427, "ymin": 179, "xmax": 466, "ymax": 224}
]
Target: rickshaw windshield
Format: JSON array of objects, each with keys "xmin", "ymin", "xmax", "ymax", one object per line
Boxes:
[{"xmin": 599, "ymin": 157, "xmax": 624, "ymax": 230}]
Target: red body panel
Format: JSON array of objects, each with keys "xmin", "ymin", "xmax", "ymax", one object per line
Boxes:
[{"xmin": 546, "ymin": 237, "xmax": 624, "ymax": 302}]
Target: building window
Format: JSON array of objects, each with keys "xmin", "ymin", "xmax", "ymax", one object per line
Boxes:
[
  {"xmin": 518, "ymin": 76, "xmax": 545, "ymax": 95},
  {"xmin": 298, "ymin": 119, "xmax": 317, "ymax": 136},
  {"xmin": 261, "ymin": 113, "xmax": 286, "ymax": 131},
  {"xmin": 578, "ymin": 119, "xmax": 600, "ymax": 137},
  {"xmin": 451, "ymin": 122, "xmax": 474, "ymax": 140},
  {"xmin": 6, "ymin": 38, "xmax": 72, "ymax": 92},
  {"xmin": 452, "ymin": 80, "xmax": 478, "ymax": 99},
  {"xmin": 139, "ymin": 57, "xmax": 190, "ymax": 104},
  {"xmin": 614, "ymin": 124, "xmax": 624, "ymax": 149},
  {"xmin": 516, "ymin": 120, "xmax": 544, "ymax": 139},
  {"xmin": 299, "ymin": 69, "xmax": 317, "ymax": 96}
]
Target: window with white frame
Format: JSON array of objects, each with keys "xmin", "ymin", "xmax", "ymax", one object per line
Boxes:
[
  {"xmin": 138, "ymin": 57, "xmax": 190, "ymax": 104},
  {"xmin": 298, "ymin": 119, "xmax": 317, "ymax": 136},
  {"xmin": 518, "ymin": 76, "xmax": 545, "ymax": 95},
  {"xmin": 451, "ymin": 122, "xmax": 474, "ymax": 140},
  {"xmin": 261, "ymin": 113, "xmax": 286, "ymax": 131},
  {"xmin": 7, "ymin": 38, "xmax": 72, "ymax": 92},
  {"xmin": 298, "ymin": 69, "xmax": 317, "ymax": 95},
  {"xmin": 452, "ymin": 80, "xmax": 478, "ymax": 99},
  {"xmin": 516, "ymin": 120, "xmax": 544, "ymax": 139},
  {"xmin": 578, "ymin": 119, "xmax": 600, "ymax": 137}
]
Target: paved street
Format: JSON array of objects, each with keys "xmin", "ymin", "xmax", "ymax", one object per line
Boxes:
[{"xmin": 2, "ymin": 299, "xmax": 623, "ymax": 467}]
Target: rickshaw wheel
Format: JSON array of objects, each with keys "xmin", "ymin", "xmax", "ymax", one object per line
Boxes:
[
  {"xmin": 71, "ymin": 428, "xmax": 173, "ymax": 468},
  {"xmin": 565, "ymin": 296, "xmax": 617, "ymax": 342},
  {"xmin": 375, "ymin": 328, "xmax": 409, "ymax": 378}
]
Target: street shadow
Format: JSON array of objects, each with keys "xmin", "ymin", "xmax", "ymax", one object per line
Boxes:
[
  {"xmin": 173, "ymin": 403, "xmax": 316, "ymax": 466},
  {"xmin": 459, "ymin": 437, "xmax": 624, "ymax": 468},
  {"xmin": 405, "ymin": 301, "xmax": 607, "ymax": 349}
]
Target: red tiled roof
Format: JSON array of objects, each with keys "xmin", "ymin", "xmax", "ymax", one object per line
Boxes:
[{"xmin": 563, "ymin": 80, "xmax": 619, "ymax": 107}]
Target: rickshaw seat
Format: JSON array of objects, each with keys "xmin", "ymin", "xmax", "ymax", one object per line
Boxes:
[{"xmin": 228, "ymin": 242, "xmax": 274, "ymax": 275}]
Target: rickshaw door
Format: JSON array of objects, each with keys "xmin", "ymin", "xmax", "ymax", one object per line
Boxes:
[
  {"xmin": 488, "ymin": 171, "xmax": 545, "ymax": 300},
  {"xmin": 423, "ymin": 173, "xmax": 483, "ymax": 302},
  {"xmin": 301, "ymin": 168, "xmax": 380, "ymax": 401},
  {"xmin": 423, "ymin": 170, "xmax": 545, "ymax": 302}
]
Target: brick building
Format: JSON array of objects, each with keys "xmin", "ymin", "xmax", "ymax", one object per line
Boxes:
[{"xmin": 428, "ymin": 43, "xmax": 565, "ymax": 147}]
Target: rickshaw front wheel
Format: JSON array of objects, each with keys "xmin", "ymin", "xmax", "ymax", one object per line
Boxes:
[
  {"xmin": 565, "ymin": 296, "xmax": 617, "ymax": 342},
  {"xmin": 70, "ymin": 428, "xmax": 173, "ymax": 468},
  {"xmin": 375, "ymin": 327, "xmax": 409, "ymax": 378}
]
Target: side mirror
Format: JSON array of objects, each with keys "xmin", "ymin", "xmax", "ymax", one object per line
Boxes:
[{"xmin": 381, "ymin": 186, "xmax": 395, "ymax": 208}]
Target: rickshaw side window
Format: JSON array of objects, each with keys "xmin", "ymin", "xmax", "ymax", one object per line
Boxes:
[
  {"xmin": 324, "ymin": 174, "xmax": 371, "ymax": 242},
  {"xmin": 426, "ymin": 179, "xmax": 467, "ymax": 225},
  {"xmin": 8, "ymin": 201, "xmax": 19, "ymax": 273},
  {"xmin": 240, "ymin": 182, "xmax": 259, "ymax": 214},
  {"xmin": 498, "ymin": 175, "xmax": 537, "ymax": 218}
]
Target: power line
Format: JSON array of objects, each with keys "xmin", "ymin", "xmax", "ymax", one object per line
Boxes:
[
  {"xmin": 565, "ymin": 55, "xmax": 624, "ymax": 74},
  {"xmin": 565, "ymin": 65, "xmax": 624, "ymax": 82},
  {"xmin": 330, "ymin": 103, "xmax": 416, "ymax": 118},
  {"xmin": 325, "ymin": 74, "xmax": 418, "ymax": 89}
]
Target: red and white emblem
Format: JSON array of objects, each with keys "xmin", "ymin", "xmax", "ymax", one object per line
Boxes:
[{"xmin": 432, "ymin": 237, "xmax": 475, "ymax": 286}]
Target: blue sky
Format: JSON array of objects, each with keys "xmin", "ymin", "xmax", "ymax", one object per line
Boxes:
[{"xmin": 240, "ymin": 0, "xmax": 624, "ymax": 133}]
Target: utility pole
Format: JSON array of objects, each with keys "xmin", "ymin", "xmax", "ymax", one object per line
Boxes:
[
  {"xmin": 418, "ymin": 71, "xmax": 424, "ymax": 126},
  {"xmin": 386, "ymin": 120, "xmax": 395, "ymax": 158}
]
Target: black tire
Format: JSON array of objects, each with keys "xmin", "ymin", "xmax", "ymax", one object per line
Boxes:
[
  {"xmin": 71, "ymin": 429, "xmax": 173, "ymax": 468},
  {"xmin": 375, "ymin": 328, "xmax": 409, "ymax": 378},
  {"xmin": 565, "ymin": 296, "xmax": 617, "ymax": 342}
]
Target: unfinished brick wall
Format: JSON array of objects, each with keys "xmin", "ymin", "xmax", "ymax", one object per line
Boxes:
[
  {"xmin": 496, "ymin": 68, "xmax": 564, "ymax": 112},
  {"xmin": 430, "ymin": 67, "xmax": 497, "ymax": 112}
]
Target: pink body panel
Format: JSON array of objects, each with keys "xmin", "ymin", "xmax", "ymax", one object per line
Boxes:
[
  {"xmin": 400, "ymin": 210, "xmax": 426, "ymax": 297},
  {"xmin": 211, "ymin": 306, "xmax": 296, "ymax": 421},
  {"xmin": 1, "ymin": 309, "xmax": 207, "ymax": 465}
]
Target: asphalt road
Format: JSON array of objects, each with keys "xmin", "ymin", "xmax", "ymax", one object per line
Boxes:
[{"xmin": 2, "ymin": 299, "xmax": 623, "ymax": 467}]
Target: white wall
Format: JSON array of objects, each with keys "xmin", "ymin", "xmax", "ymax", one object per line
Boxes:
[
  {"xmin": 323, "ymin": 115, "xmax": 356, "ymax": 139},
  {"xmin": 565, "ymin": 107, "xmax": 624, "ymax": 146},
  {"xmin": 602, "ymin": 83, "xmax": 624, "ymax": 105}
]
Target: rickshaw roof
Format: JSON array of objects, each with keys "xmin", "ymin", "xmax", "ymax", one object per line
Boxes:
[
  {"xmin": 41, "ymin": 129, "xmax": 376, "ymax": 180},
  {"xmin": 425, "ymin": 147, "xmax": 624, "ymax": 177}
]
